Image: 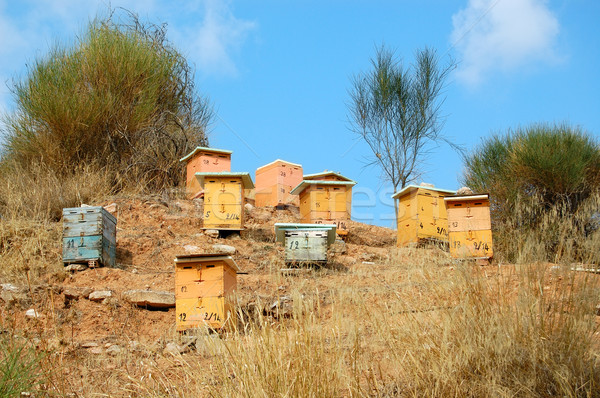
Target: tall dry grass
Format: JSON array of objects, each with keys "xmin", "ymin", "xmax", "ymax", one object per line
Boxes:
[
  {"xmin": 0, "ymin": 159, "xmax": 115, "ymax": 284},
  {"xmin": 495, "ymin": 192, "xmax": 600, "ymax": 265},
  {"xmin": 197, "ymin": 251, "xmax": 600, "ymax": 397}
]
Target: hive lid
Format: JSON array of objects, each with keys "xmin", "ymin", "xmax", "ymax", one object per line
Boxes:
[
  {"xmin": 62, "ymin": 206, "xmax": 117, "ymax": 225},
  {"xmin": 174, "ymin": 253, "xmax": 240, "ymax": 272},
  {"xmin": 256, "ymin": 159, "xmax": 302, "ymax": 173},
  {"xmin": 303, "ymin": 171, "xmax": 354, "ymax": 182},
  {"xmin": 444, "ymin": 194, "xmax": 489, "ymax": 202},
  {"xmin": 391, "ymin": 184, "xmax": 456, "ymax": 199},
  {"xmin": 194, "ymin": 172, "xmax": 255, "ymax": 189},
  {"xmin": 274, "ymin": 223, "xmax": 337, "ymax": 245},
  {"xmin": 179, "ymin": 146, "xmax": 233, "ymax": 163},
  {"xmin": 290, "ymin": 180, "xmax": 356, "ymax": 195}
]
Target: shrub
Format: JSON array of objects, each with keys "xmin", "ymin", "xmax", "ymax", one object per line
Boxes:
[
  {"xmin": 1, "ymin": 10, "xmax": 213, "ymax": 193},
  {"xmin": 463, "ymin": 123, "xmax": 600, "ymax": 262}
]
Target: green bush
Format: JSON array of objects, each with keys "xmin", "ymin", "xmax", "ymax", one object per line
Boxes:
[
  {"xmin": 463, "ymin": 123, "xmax": 600, "ymax": 262},
  {"xmin": 1, "ymin": 10, "xmax": 213, "ymax": 192}
]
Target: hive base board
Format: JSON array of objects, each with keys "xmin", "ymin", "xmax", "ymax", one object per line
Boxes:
[{"xmin": 63, "ymin": 258, "xmax": 102, "ymax": 268}]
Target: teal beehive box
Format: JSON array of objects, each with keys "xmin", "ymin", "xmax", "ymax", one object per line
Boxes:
[{"xmin": 62, "ymin": 206, "xmax": 117, "ymax": 268}]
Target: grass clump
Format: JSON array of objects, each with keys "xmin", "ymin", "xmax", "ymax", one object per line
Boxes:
[
  {"xmin": 0, "ymin": 334, "xmax": 47, "ymax": 396},
  {"xmin": 208, "ymin": 293, "xmax": 359, "ymax": 397}
]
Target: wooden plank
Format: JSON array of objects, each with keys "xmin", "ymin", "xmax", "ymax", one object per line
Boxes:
[{"xmin": 63, "ymin": 222, "xmax": 103, "ymax": 237}]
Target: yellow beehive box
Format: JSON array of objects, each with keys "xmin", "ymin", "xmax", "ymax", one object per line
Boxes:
[
  {"xmin": 174, "ymin": 254, "xmax": 239, "ymax": 331},
  {"xmin": 291, "ymin": 173, "xmax": 356, "ymax": 235},
  {"xmin": 392, "ymin": 184, "xmax": 456, "ymax": 246},
  {"xmin": 195, "ymin": 172, "xmax": 254, "ymax": 231},
  {"xmin": 444, "ymin": 194, "xmax": 493, "ymax": 259},
  {"xmin": 180, "ymin": 147, "xmax": 232, "ymax": 198},
  {"xmin": 255, "ymin": 159, "xmax": 303, "ymax": 207}
]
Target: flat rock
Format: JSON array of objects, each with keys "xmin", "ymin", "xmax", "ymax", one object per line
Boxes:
[
  {"xmin": 225, "ymin": 233, "xmax": 241, "ymax": 241},
  {"xmin": 204, "ymin": 229, "xmax": 219, "ymax": 238},
  {"xmin": 1, "ymin": 283, "xmax": 20, "ymax": 292},
  {"xmin": 63, "ymin": 286, "xmax": 93, "ymax": 300},
  {"xmin": 211, "ymin": 244, "xmax": 236, "ymax": 255},
  {"xmin": 106, "ymin": 345, "xmax": 122, "ymax": 356},
  {"xmin": 244, "ymin": 203, "xmax": 254, "ymax": 212},
  {"xmin": 89, "ymin": 290, "xmax": 113, "ymax": 302},
  {"xmin": 0, "ymin": 290, "xmax": 29, "ymax": 307},
  {"xmin": 122, "ymin": 290, "xmax": 175, "ymax": 309},
  {"xmin": 65, "ymin": 264, "xmax": 88, "ymax": 272},
  {"xmin": 456, "ymin": 186, "xmax": 474, "ymax": 195},
  {"xmin": 268, "ymin": 296, "xmax": 294, "ymax": 318},
  {"xmin": 330, "ymin": 239, "xmax": 347, "ymax": 254},
  {"xmin": 163, "ymin": 342, "xmax": 184, "ymax": 355},
  {"xmin": 25, "ymin": 308, "xmax": 41, "ymax": 319},
  {"xmin": 183, "ymin": 245, "xmax": 201, "ymax": 253},
  {"xmin": 163, "ymin": 342, "xmax": 191, "ymax": 355},
  {"xmin": 103, "ymin": 203, "xmax": 117, "ymax": 214}
]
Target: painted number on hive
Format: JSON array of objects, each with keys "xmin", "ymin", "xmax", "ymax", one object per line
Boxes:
[
  {"xmin": 289, "ymin": 240, "xmax": 300, "ymax": 250},
  {"xmin": 178, "ymin": 313, "xmax": 187, "ymax": 322},
  {"xmin": 473, "ymin": 241, "xmax": 490, "ymax": 251},
  {"xmin": 65, "ymin": 239, "xmax": 84, "ymax": 248},
  {"xmin": 436, "ymin": 227, "xmax": 447, "ymax": 236},
  {"xmin": 204, "ymin": 312, "xmax": 221, "ymax": 321}
]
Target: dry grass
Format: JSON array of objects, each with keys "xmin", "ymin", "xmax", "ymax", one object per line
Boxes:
[
  {"xmin": 194, "ymin": 253, "xmax": 598, "ymax": 397},
  {"xmin": 1, "ymin": 192, "xmax": 599, "ymax": 396}
]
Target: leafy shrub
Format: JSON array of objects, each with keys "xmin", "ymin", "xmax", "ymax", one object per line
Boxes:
[
  {"xmin": 1, "ymin": 10, "xmax": 213, "ymax": 193},
  {"xmin": 463, "ymin": 123, "xmax": 600, "ymax": 262}
]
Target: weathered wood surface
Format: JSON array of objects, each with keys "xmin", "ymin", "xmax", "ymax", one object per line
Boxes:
[{"xmin": 62, "ymin": 206, "xmax": 116, "ymax": 267}]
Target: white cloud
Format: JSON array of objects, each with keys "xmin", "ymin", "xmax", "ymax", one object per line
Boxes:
[
  {"xmin": 173, "ymin": 0, "xmax": 257, "ymax": 78},
  {"xmin": 451, "ymin": 0, "xmax": 560, "ymax": 86},
  {"xmin": 0, "ymin": 0, "xmax": 255, "ymax": 117}
]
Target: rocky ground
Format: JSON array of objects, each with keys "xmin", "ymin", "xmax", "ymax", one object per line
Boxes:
[{"xmin": 0, "ymin": 196, "xmax": 396, "ymax": 354}]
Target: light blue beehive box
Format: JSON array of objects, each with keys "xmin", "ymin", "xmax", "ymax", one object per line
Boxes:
[{"xmin": 62, "ymin": 206, "xmax": 116, "ymax": 267}]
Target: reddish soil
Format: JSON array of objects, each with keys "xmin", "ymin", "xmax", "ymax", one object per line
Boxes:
[{"xmin": 1, "ymin": 197, "xmax": 397, "ymax": 347}]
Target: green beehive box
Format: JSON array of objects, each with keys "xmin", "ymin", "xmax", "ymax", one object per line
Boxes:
[{"xmin": 62, "ymin": 206, "xmax": 117, "ymax": 267}]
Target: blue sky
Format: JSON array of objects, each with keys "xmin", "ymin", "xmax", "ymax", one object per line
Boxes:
[{"xmin": 0, "ymin": 0, "xmax": 598, "ymax": 227}]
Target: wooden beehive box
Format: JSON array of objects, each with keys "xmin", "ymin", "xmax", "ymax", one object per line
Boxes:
[
  {"xmin": 62, "ymin": 206, "xmax": 116, "ymax": 267},
  {"xmin": 392, "ymin": 184, "xmax": 456, "ymax": 246},
  {"xmin": 255, "ymin": 159, "xmax": 303, "ymax": 207},
  {"xmin": 291, "ymin": 172, "xmax": 356, "ymax": 235},
  {"xmin": 274, "ymin": 223, "xmax": 337, "ymax": 265},
  {"xmin": 180, "ymin": 147, "xmax": 232, "ymax": 198},
  {"xmin": 444, "ymin": 194, "xmax": 493, "ymax": 259},
  {"xmin": 174, "ymin": 254, "xmax": 239, "ymax": 331},
  {"xmin": 195, "ymin": 172, "xmax": 254, "ymax": 231}
]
